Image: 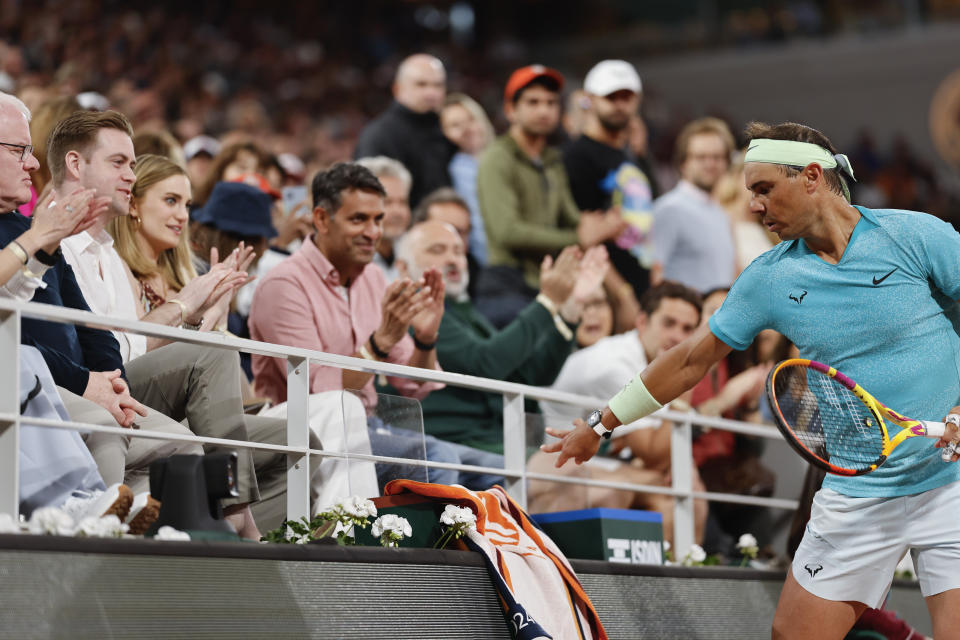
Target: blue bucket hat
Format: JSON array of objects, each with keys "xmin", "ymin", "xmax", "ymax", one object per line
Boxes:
[{"xmin": 191, "ymin": 182, "xmax": 278, "ymax": 238}]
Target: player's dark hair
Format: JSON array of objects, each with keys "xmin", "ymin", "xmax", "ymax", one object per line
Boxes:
[
  {"xmin": 512, "ymin": 77, "xmax": 561, "ymax": 104},
  {"xmin": 639, "ymin": 281, "xmax": 703, "ymax": 320},
  {"xmin": 311, "ymin": 162, "xmax": 386, "ymax": 215},
  {"xmin": 744, "ymin": 121, "xmax": 849, "ymax": 200}
]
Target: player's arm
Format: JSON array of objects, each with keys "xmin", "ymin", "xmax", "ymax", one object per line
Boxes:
[{"xmin": 542, "ymin": 323, "xmax": 733, "ymax": 466}]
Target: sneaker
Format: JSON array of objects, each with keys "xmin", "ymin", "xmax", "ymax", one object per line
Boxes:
[
  {"xmin": 61, "ymin": 484, "xmax": 134, "ymax": 523},
  {"xmin": 125, "ymin": 493, "xmax": 161, "ymax": 535}
]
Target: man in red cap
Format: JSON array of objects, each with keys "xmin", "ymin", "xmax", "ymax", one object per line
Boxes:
[{"xmin": 475, "ymin": 65, "xmax": 625, "ymax": 328}]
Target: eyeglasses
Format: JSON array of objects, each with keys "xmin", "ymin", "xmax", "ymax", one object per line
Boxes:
[{"xmin": 0, "ymin": 142, "xmax": 34, "ymax": 163}]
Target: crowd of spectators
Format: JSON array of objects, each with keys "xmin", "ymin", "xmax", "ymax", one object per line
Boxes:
[{"xmin": 2, "ymin": 2, "xmax": 957, "ymax": 555}]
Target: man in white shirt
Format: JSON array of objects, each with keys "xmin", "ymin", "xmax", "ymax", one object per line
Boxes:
[
  {"xmin": 538, "ymin": 281, "xmax": 708, "ymax": 544},
  {"xmin": 62, "ymin": 230, "xmax": 146, "ymax": 361}
]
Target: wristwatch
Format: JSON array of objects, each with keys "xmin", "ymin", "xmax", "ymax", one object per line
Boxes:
[{"xmin": 587, "ymin": 409, "xmax": 613, "ymax": 439}]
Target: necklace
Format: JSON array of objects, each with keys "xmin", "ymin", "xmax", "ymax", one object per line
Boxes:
[{"xmin": 138, "ymin": 276, "xmax": 168, "ymax": 313}]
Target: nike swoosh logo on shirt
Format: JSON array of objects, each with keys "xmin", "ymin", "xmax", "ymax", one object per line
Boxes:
[{"xmin": 872, "ymin": 268, "xmax": 897, "ymax": 285}]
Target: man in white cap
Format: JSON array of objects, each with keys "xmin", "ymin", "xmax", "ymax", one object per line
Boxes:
[{"xmin": 563, "ymin": 60, "xmax": 655, "ymax": 302}]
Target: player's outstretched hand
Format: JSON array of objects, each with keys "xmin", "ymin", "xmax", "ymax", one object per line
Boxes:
[
  {"xmin": 934, "ymin": 407, "xmax": 960, "ymax": 462},
  {"xmin": 541, "ymin": 418, "xmax": 602, "ymax": 468}
]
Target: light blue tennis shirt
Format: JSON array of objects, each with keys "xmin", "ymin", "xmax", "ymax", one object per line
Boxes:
[{"xmin": 709, "ymin": 206, "xmax": 960, "ymax": 497}]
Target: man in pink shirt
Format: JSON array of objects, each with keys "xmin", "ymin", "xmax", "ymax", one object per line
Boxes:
[{"xmin": 250, "ymin": 162, "xmax": 504, "ymax": 488}]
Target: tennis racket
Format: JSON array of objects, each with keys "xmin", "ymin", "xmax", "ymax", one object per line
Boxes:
[{"xmin": 766, "ymin": 358, "xmax": 960, "ymax": 476}]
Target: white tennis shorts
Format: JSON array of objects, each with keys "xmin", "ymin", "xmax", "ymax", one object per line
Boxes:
[{"xmin": 792, "ymin": 480, "xmax": 960, "ymax": 609}]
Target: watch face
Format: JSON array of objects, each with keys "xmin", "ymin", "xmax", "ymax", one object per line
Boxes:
[{"xmin": 587, "ymin": 410, "xmax": 602, "ymax": 427}]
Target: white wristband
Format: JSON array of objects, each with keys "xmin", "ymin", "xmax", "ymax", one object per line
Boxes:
[{"xmin": 608, "ymin": 372, "xmax": 663, "ymax": 424}]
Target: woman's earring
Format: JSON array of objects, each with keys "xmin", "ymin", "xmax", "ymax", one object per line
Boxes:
[{"xmin": 131, "ymin": 214, "xmax": 141, "ymax": 228}]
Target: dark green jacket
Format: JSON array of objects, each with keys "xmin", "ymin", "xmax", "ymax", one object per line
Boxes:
[
  {"xmin": 420, "ymin": 298, "xmax": 575, "ymax": 454},
  {"xmin": 477, "ymin": 134, "xmax": 581, "ymax": 289}
]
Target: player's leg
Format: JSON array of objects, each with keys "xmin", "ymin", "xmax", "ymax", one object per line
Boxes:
[
  {"xmin": 908, "ymin": 480, "xmax": 960, "ymax": 639},
  {"xmin": 772, "ymin": 569, "xmax": 867, "ymax": 640},
  {"xmin": 785, "ymin": 488, "xmax": 907, "ymax": 639},
  {"xmin": 925, "ymin": 589, "xmax": 960, "ymax": 639}
]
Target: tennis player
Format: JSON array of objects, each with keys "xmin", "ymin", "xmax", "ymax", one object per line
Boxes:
[{"xmin": 543, "ymin": 121, "xmax": 960, "ymax": 639}]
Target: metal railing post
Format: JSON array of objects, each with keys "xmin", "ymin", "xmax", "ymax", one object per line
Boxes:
[
  {"xmin": 670, "ymin": 411, "xmax": 696, "ymax": 557},
  {"xmin": 502, "ymin": 392, "xmax": 526, "ymax": 508},
  {"xmin": 285, "ymin": 356, "xmax": 310, "ymax": 523},
  {"xmin": 0, "ymin": 308, "xmax": 20, "ymax": 518}
]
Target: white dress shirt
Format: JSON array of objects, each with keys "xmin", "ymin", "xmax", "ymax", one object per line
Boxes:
[
  {"xmin": 61, "ymin": 230, "xmax": 146, "ymax": 362},
  {"xmin": 540, "ymin": 330, "xmax": 661, "ymax": 434}
]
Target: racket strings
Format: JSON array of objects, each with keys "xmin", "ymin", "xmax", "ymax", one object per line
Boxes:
[{"xmin": 773, "ymin": 366, "xmax": 885, "ymax": 472}]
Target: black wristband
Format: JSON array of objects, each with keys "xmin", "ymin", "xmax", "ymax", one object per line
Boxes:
[
  {"xmin": 34, "ymin": 246, "xmax": 62, "ymax": 266},
  {"xmin": 368, "ymin": 333, "xmax": 390, "ymax": 359},
  {"xmin": 412, "ymin": 334, "xmax": 437, "ymax": 351}
]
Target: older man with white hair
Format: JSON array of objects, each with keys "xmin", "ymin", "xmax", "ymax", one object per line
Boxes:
[
  {"xmin": 353, "ymin": 53, "xmax": 455, "ymax": 208},
  {"xmin": 395, "ymin": 218, "xmax": 607, "ymax": 456}
]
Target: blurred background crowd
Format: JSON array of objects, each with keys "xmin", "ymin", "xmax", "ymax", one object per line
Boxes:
[{"xmin": 2, "ymin": 0, "xmax": 959, "ymax": 220}]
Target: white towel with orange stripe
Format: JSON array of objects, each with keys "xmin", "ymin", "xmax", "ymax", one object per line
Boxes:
[{"xmin": 385, "ymin": 480, "xmax": 607, "ymax": 640}]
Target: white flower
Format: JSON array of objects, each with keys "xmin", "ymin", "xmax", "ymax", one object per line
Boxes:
[
  {"xmin": 683, "ymin": 544, "xmax": 707, "ymax": 565},
  {"xmin": 28, "ymin": 507, "xmax": 75, "ymax": 536},
  {"xmin": 76, "ymin": 515, "xmax": 128, "ymax": 538},
  {"xmin": 372, "ymin": 514, "xmax": 412, "ymax": 538},
  {"xmin": 338, "ymin": 495, "xmax": 377, "ymax": 520},
  {"xmin": 0, "ymin": 513, "xmax": 20, "ymax": 534},
  {"xmin": 440, "ymin": 505, "xmax": 476, "ymax": 529},
  {"xmin": 154, "ymin": 526, "xmax": 191, "ymax": 541},
  {"xmin": 662, "ymin": 540, "xmax": 671, "ymax": 553},
  {"xmin": 736, "ymin": 533, "xmax": 758, "ymax": 550}
]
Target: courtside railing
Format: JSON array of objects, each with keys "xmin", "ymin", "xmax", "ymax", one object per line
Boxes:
[{"xmin": 0, "ymin": 298, "xmax": 798, "ymax": 555}]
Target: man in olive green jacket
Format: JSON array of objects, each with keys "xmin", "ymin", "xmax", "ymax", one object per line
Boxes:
[{"xmin": 475, "ymin": 64, "xmax": 624, "ymax": 328}]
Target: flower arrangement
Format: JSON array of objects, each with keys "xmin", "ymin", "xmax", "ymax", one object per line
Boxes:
[
  {"xmin": 0, "ymin": 508, "xmax": 189, "ymax": 540},
  {"xmin": 259, "ymin": 498, "xmax": 479, "ymax": 550},
  {"xmin": 736, "ymin": 533, "xmax": 759, "ymax": 567},
  {"xmin": 261, "ymin": 495, "xmax": 378, "ymax": 545},
  {"xmin": 370, "ymin": 514, "xmax": 412, "ymax": 547},
  {"xmin": 316, "ymin": 495, "xmax": 378, "ymax": 545},
  {"xmin": 433, "ymin": 504, "xmax": 477, "ymax": 549}
]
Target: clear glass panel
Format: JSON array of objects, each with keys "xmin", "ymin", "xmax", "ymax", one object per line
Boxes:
[{"xmin": 347, "ymin": 390, "xmax": 428, "ymax": 495}]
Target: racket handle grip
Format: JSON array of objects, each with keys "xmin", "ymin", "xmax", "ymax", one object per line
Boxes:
[{"xmin": 941, "ymin": 414, "xmax": 960, "ymax": 462}]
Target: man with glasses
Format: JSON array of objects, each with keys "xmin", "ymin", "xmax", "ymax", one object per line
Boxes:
[{"xmin": 651, "ymin": 117, "xmax": 737, "ymax": 293}]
